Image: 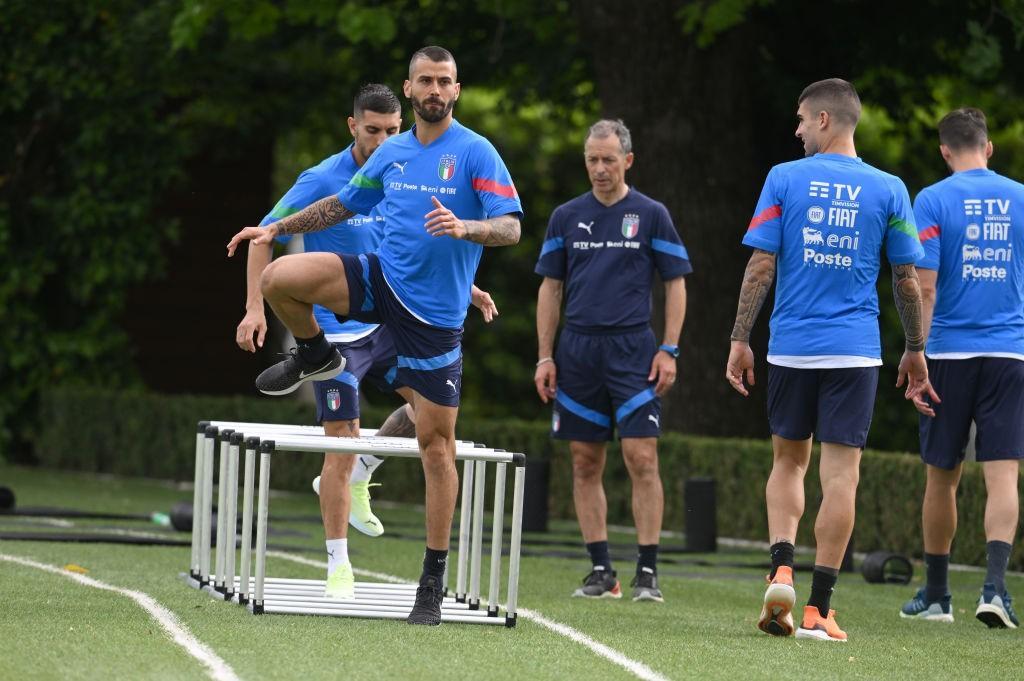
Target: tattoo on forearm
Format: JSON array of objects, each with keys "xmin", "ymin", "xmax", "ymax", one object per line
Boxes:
[
  {"xmin": 276, "ymin": 196, "xmax": 354, "ymax": 236},
  {"xmin": 893, "ymin": 264, "xmax": 925, "ymax": 352},
  {"xmin": 730, "ymin": 249, "xmax": 777, "ymax": 342},
  {"xmin": 376, "ymin": 405, "xmax": 416, "ymax": 438},
  {"xmin": 464, "ymin": 215, "xmax": 521, "ymax": 246}
]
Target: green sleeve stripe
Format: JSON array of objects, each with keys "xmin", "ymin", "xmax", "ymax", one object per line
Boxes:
[
  {"xmin": 268, "ymin": 203, "xmax": 302, "ymax": 220},
  {"xmin": 888, "ymin": 216, "xmax": 918, "ymax": 240},
  {"xmin": 350, "ymin": 173, "xmax": 383, "ymax": 189}
]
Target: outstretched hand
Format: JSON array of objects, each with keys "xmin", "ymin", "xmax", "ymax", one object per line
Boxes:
[
  {"xmin": 471, "ymin": 288, "xmax": 499, "ymax": 322},
  {"xmin": 227, "ymin": 225, "xmax": 277, "ymax": 257}
]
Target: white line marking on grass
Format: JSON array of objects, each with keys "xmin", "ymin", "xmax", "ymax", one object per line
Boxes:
[
  {"xmin": 0, "ymin": 553, "xmax": 241, "ymax": 681},
  {"xmin": 267, "ymin": 550, "xmax": 671, "ymax": 681}
]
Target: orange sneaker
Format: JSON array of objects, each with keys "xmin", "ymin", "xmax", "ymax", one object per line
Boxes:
[
  {"xmin": 758, "ymin": 566, "xmax": 796, "ymax": 636},
  {"xmin": 795, "ymin": 606, "xmax": 848, "ymax": 642}
]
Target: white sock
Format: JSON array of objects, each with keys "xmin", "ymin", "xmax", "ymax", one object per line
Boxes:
[
  {"xmin": 326, "ymin": 538, "xmax": 349, "ymax": 575},
  {"xmin": 350, "ymin": 455, "xmax": 384, "ymax": 483}
]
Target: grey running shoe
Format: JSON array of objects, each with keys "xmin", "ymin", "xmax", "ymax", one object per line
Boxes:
[
  {"xmin": 255, "ymin": 348, "xmax": 344, "ymax": 396},
  {"xmin": 976, "ymin": 583, "xmax": 1019, "ymax": 628},
  {"xmin": 407, "ymin": 575, "xmax": 444, "ymax": 626},
  {"xmin": 571, "ymin": 566, "xmax": 622, "ymax": 599},
  {"xmin": 631, "ymin": 568, "xmax": 664, "ymax": 603},
  {"xmin": 899, "ymin": 587, "xmax": 953, "ymax": 622}
]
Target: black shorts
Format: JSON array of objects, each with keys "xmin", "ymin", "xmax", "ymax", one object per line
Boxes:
[
  {"xmin": 919, "ymin": 357, "xmax": 1024, "ymax": 469},
  {"xmin": 766, "ymin": 364, "xmax": 879, "ymax": 448}
]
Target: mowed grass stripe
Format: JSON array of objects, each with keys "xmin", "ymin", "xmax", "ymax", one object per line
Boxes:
[{"xmin": 0, "ymin": 552, "xmax": 238, "ymax": 681}]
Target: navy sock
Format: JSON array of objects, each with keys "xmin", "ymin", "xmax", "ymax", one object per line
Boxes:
[
  {"xmin": 807, "ymin": 565, "xmax": 839, "ymax": 618},
  {"xmin": 295, "ymin": 330, "xmax": 332, "ymax": 365},
  {"xmin": 986, "ymin": 540, "xmax": 1012, "ymax": 594},
  {"xmin": 586, "ymin": 540, "xmax": 613, "ymax": 572},
  {"xmin": 637, "ymin": 544, "xmax": 658, "ymax": 575},
  {"xmin": 769, "ymin": 541, "xmax": 795, "ymax": 580},
  {"xmin": 421, "ymin": 546, "xmax": 448, "ymax": 583},
  {"xmin": 924, "ymin": 552, "xmax": 950, "ymax": 602}
]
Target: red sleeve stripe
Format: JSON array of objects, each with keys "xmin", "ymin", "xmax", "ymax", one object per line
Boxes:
[
  {"xmin": 747, "ymin": 204, "xmax": 782, "ymax": 231},
  {"xmin": 918, "ymin": 224, "xmax": 940, "ymax": 242},
  {"xmin": 472, "ymin": 178, "xmax": 518, "ymax": 198}
]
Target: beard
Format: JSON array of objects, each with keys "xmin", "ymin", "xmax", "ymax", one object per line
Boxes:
[{"xmin": 411, "ymin": 94, "xmax": 454, "ymax": 123}]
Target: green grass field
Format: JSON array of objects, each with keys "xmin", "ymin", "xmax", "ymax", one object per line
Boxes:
[{"xmin": 1, "ymin": 462, "xmax": 1020, "ymax": 681}]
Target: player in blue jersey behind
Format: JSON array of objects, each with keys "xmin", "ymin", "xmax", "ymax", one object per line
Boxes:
[
  {"xmin": 725, "ymin": 79, "xmax": 935, "ymax": 641},
  {"xmin": 897, "ymin": 108, "xmax": 1022, "ymax": 629},
  {"xmin": 236, "ymin": 84, "xmax": 498, "ymax": 600},
  {"xmin": 534, "ymin": 119, "xmax": 690, "ymax": 603},
  {"xmin": 227, "ymin": 47, "xmax": 522, "ymax": 625}
]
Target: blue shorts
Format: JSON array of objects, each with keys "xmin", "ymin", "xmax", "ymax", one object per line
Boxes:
[
  {"xmin": 314, "ymin": 327, "xmax": 400, "ymax": 423},
  {"xmin": 919, "ymin": 357, "xmax": 1024, "ymax": 469},
  {"xmin": 766, "ymin": 365, "xmax": 879, "ymax": 448},
  {"xmin": 551, "ymin": 326, "xmax": 660, "ymax": 442},
  {"xmin": 336, "ymin": 252, "xmax": 462, "ymax": 408}
]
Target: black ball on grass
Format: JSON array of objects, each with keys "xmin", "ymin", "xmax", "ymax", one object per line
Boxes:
[
  {"xmin": 0, "ymin": 486, "xmax": 15, "ymax": 511},
  {"xmin": 170, "ymin": 501, "xmax": 195, "ymax": 532}
]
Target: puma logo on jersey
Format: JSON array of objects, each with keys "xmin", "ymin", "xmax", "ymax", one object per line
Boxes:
[
  {"xmin": 446, "ymin": 379, "xmax": 458, "ymax": 393},
  {"xmin": 392, "ymin": 161, "xmax": 408, "ymax": 174},
  {"xmin": 577, "ymin": 221, "xmax": 594, "ymax": 235},
  {"xmin": 648, "ymin": 414, "xmax": 660, "ymax": 427}
]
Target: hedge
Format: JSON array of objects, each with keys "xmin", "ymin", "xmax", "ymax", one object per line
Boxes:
[{"xmin": 31, "ymin": 387, "xmax": 1024, "ymax": 570}]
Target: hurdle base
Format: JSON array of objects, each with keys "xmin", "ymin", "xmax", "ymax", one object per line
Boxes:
[
  {"xmin": 179, "ymin": 572, "xmax": 203, "ymax": 590},
  {"xmin": 504, "ymin": 613, "xmax": 517, "ymax": 628},
  {"xmin": 468, "ymin": 599, "xmax": 480, "ymax": 611},
  {"xmin": 487, "ymin": 605, "xmax": 499, "ymax": 617}
]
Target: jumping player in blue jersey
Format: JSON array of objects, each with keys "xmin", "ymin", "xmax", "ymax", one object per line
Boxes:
[
  {"xmin": 235, "ymin": 84, "xmax": 498, "ymax": 601},
  {"xmin": 898, "ymin": 108, "xmax": 1022, "ymax": 629},
  {"xmin": 227, "ymin": 47, "xmax": 522, "ymax": 625},
  {"xmin": 534, "ymin": 119, "xmax": 690, "ymax": 603},
  {"xmin": 725, "ymin": 79, "xmax": 935, "ymax": 641}
]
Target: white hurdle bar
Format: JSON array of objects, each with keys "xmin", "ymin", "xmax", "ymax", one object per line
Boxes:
[{"xmin": 185, "ymin": 421, "xmax": 525, "ymax": 628}]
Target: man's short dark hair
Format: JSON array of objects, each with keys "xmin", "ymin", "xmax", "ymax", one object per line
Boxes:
[
  {"xmin": 409, "ymin": 45, "xmax": 456, "ymax": 77},
  {"xmin": 798, "ymin": 78, "xmax": 861, "ymax": 128},
  {"xmin": 938, "ymin": 107, "xmax": 989, "ymax": 151},
  {"xmin": 353, "ymin": 84, "xmax": 400, "ymax": 117}
]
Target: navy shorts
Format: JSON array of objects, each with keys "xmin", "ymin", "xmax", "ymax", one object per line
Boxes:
[
  {"xmin": 766, "ymin": 365, "xmax": 879, "ymax": 448},
  {"xmin": 314, "ymin": 327, "xmax": 400, "ymax": 423},
  {"xmin": 919, "ymin": 357, "xmax": 1024, "ymax": 469},
  {"xmin": 551, "ymin": 326, "xmax": 661, "ymax": 442},
  {"xmin": 336, "ymin": 252, "xmax": 462, "ymax": 408}
]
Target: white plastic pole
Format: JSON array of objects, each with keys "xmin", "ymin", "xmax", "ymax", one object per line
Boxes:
[
  {"xmin": 238, "ymin": 442, "xmax": 256, "ymax": 604},
  {"xmin": 487, "ymin": 462, "xmax": 507, "ymax": 615},
  {"xmin": 455, "ymin": 459, "xmax": 474, "ymax": 601},
  {"xmin": 469, "ymin": 459, "xmax": 486, "ymax": 608}
]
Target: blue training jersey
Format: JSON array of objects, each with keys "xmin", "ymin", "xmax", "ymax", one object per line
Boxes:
[
  {"xmin": 260, "ymin": 144, "xmax": 384, "ymax": 342},
  {"xmin": 336, "ymin": 119, "xmax": 523, "ymax": 328},
  {"xmin": 914, "ymin": 168, "xmax": 1024, "ymax": 358},
  {"xmin": 743, "ymin": 153, "xmax": 924, "ymax": 363},
  {"xmin": 534, "ymin": 189, "xmax": 692, "ymax": 330}
]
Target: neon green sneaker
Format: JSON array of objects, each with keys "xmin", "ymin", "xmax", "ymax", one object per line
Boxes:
[
  {"xmin": 325, "ymin": 562, "xmax": 355, "ymax": 599},
  {"xmin": 349, "ymin": 482, "xmax": 384, "ymax": 537}
]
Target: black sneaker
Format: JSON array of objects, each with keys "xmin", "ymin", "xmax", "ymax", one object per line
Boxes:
[
  {"xmin": 407, "ymin": 575, "xmax": 444, "ymax": 625},
  {"xmin": 571, "ymin": 566, "xmax": 622, "ymax": 599},
  {"xmin": 631, "ymin": 568, "xmax": 664, "ymax": 603},
  {"xmin": 255, "ymin": 348, "xmax": 345, "ymax": 396}
]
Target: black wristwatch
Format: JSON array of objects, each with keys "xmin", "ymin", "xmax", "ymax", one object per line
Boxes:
[{"xmin": 659, "ymin": 344, "xmax": 680, "ymax": 358}]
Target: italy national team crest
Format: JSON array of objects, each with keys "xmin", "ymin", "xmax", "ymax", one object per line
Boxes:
[
  {"xmin": 621, "ymin": 213, "xmax": 640, "ymax": 238},
  {"xmin": 438, "ymin": 154, "xmax": 457, "ymax": 181},
  {"xmin": 326, "ymin": 389, "xmax": 341, "ymax": 412}
]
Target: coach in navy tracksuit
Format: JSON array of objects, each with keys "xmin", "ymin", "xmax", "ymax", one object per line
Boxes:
[{"xmin": 534, "ymin": 119, "xmax": 691, "ymax": 603}]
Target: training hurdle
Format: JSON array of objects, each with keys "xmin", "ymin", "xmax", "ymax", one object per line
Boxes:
[{"xmin": 183, "ymin": 420, "xmax": 525, "ymax": 627}]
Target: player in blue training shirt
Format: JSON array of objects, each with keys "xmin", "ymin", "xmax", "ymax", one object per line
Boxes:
[
  {"xmin": 226, "ymin": 47, "xmax": 522, "ymax": 626},
  {"xmin": 534, "ymin": 119, "xmax": 690, "ymax": 603},
  {"xmin": 898, "ymin": 108, "xmax": 1022, "ymax": 629},
  {"xmin": 725, "ymin": 79, "xmax": 935, "ymax": 642}
]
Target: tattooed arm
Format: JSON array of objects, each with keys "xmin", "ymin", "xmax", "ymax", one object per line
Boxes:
[
  {"xmin": 725, "ymin": 249, "xmax": 777, "ymax": 396},
  {"xmin": 892, "ymin": 263, "xmax": 925, "ymax": 351},
  {"xmin": 226, "ymin": 196, "xmax": 354, "ymax": 256},
  {"xmin": 730, "ymin": 249, "xmax": 777, "ymax": 342},
  {"xmin": 424, "ymin": 196, "xmax": 521, "ymax": 246},
  {"xmin": 892, "ymin": 263, "xmax": 941, "ymax": 412}
]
